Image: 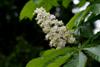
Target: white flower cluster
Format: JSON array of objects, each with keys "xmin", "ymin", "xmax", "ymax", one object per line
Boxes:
[{"xmin": 34, "ymin": 7, "xmax": 76, "ymax": 49}]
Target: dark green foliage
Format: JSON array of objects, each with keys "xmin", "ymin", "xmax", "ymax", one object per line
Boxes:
[
  {"xmin": 19, "ymin": 0, "xmax": 36, "ymax": 20},
  {"xmin": 26, "ymin": 47, "xmax": 76, "ymax": 67},
  {"xmin": 90, "ymin": 4, "xmax": 100, "ymax": 15},
  {"xmin": 38, "ymin": 0, "xmax": 58, "ymax": 11},
  {"xmin": 62, "ymin": 0, "xmax": 71, "ymax": 8},
  {"xmin": 84, "ymin": 45, "xmax": 100, "ymax": 62},
  {"xmin": 3, "ymin": 37, "xmax": 43, "ymax": 67},
  {"xmin": 19, "ymin": 0, "xmax": 100, "ymax": 67},
  {"xmin": 63, "ymin": 52, "xmax": 87, "ymax": 67},
  {"xmin": 19, "ymin": 0, "xmax": 59, "ymax": 20}
]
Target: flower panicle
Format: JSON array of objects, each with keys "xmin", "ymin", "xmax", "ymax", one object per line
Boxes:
[{"xmin": 34, "ymin": 7, "xmax": 76, "ymax": 49}]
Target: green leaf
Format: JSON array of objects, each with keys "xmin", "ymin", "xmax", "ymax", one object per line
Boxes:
[
  {"xmin": 38, "ymin": 0, "xmax": 58, "ymax": 11},
  {"xmin": 91, "ymin": 4, "xmax": 100, "ymax": 15},
  {"xmin": 66, "ymin": 3, "xmax": 100, "ymax": 30},
  {"xmin": 78, "ymin": 52, "xmax": 87, "ymax": 67},
  {"xmin": 82, "ymin": 32, "xmax": 100, "ymax": 48},
  {"xmin": 42, "ymin": 47, "xmax": 76, "ymax": 57},
  {"xmin": 26, "ymin": 57, "xmax": 46, "ymax": 67},
  {"xmin": 89, "ymin": 0, "xmax": 100, "ymax": 3},
  {"xmin": 41, "ymin": 48, "xmax": 57, "ymax": 56},
  {"xmin": 77, "ymin": 0, "xmax": 86, "ymax": 7},
  {"xmin": 84, "ymin": 45, "xmax": 100, "ymax": 62},
  {"xmin": 26, "ymin": 47, "xmax": 76, "ymax": 67},
  {"xmin": 66, "ymin": 5, "xmax": 90, "ymax": 30},
  {"xmin": 62, "ymin": 0, "xmax": 71, "ymax": 8},
  {"xmin": 19, "ymin": 0, "xmax": 36, "ymax": 20},
  {"xmin": 63, "ymin": 51, "xmax": 87, "ymax": 67},
  {"xmin": 19, "ymin": 0, "xmax": 58, "ymax": 20},
  {"xmin": 66, "ymin": 12, "xmax": 82, "ymax": 30},
  {"xmin": 47, "ymin": 54, "xmax": 72, "ymax": 67}
]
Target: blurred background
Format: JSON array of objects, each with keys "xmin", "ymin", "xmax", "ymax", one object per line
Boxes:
[
  {"xmin": 0, "ymin": 0, "xmax": 74, "ymax": 67},
  {"xmin": 0, "ymin": 0, "xmax": 50, "ymax": 67},
  {"xmin": 1, "ymin": 0, "xmax": 98, "ymax": 67}
]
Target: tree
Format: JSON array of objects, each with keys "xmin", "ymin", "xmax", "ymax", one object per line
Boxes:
[{"xmin": 20, "ymin": 0, "xmax": 100, "ymax": 67}]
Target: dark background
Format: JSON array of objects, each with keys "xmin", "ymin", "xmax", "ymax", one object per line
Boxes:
[
  {"xmin": 0, "ymin": 0, "xmax": 47, "ymax": 67},
  {"xmin": 0, "ymin": 0, "xmax": 100, "ymax": 67},
  {"xmin": 0, "ymin": 0, "xmax": 73, "ymax": 67}
]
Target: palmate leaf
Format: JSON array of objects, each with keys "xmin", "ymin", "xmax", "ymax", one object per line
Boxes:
[
  {"xmin": 84, "ymin": 45, "xmax": 100, "ymax": 62},
  {"xmin": 26, "ymin": 47, "xmax": 88, "ymax": 67},
  {"xmin": 19, "ymin": 0, "xmax": 36, "ymax": 20},
  {"xmin": 63, "ymin": 51, "xmax": 87, "ymax": 67},
  {"xmin": 26, "ymin": 47, "xmax": 76, "ymax": 67}
]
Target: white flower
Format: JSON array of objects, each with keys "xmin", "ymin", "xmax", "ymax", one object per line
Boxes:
[
  {"xmin": 34, "ymin": 7, "xmax": 76, "ymax": 48},
  {"xmin": 50, "ymin": 14, "xmax": 56, "ymax": 20}
]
